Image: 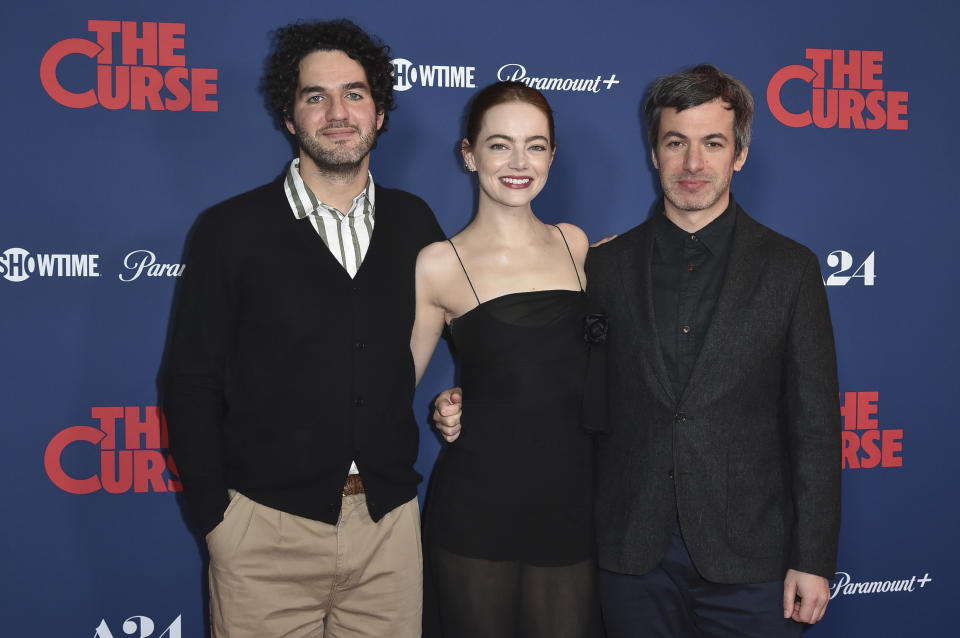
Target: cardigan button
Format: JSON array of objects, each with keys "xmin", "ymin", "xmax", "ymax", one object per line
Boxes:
[
  {"xmin": 674, "ymin": 412, "xmax": 686, "ymax": 423},
  {"xmin": 354, "ymin": 397, "xmax": 365, "ymax": 407},
  {"xmin": 668, "ymin": 469, "xmax": 674, "ymax": 480},
  {"xmin": 355, "ymin": 341, "xmax": 365, "ymax": 351}
]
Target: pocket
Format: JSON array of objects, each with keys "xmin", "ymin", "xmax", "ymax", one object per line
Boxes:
[
  {"xmin": 205, "ymin": 489, "xmax": 243, "ymax": 545},
  {"xmin": 407, "ymin": 497, "xmax": 423, "ymax": 570},
  {"xmin": 725, "ymin": 476, "xmax": 788, "ymax": 558}
]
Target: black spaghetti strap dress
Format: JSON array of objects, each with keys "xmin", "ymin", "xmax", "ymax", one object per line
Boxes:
[{"xmin": 423, "ymin": 227, "xmax": 601, "ymax": 638}]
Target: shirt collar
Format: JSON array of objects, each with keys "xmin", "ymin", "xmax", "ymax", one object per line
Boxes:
[
  {"xmin": 653, "ymin": 194, "xmax": 737, "ymax": 257},
  {"xmin": 283, "ymin": 158, "xmax": 376, "ymax": 221}
]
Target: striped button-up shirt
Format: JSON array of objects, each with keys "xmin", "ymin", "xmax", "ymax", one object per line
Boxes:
[{"xmin": 283, "ymin": 158, "xmax": 375, "ymax": 278}]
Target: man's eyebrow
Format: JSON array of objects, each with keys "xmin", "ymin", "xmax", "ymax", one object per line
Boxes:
[
  {"xmin": 299, "ymin": 81, "xmax": 369, "ymax": 97},
  {"xmin": 661, "ymin": 131, "xmax": 730, "ymax": 141}
]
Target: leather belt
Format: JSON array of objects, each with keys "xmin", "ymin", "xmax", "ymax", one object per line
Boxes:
[{"xmin": 342, "ymin": 474, "xmax": 365, "ymax": 496}]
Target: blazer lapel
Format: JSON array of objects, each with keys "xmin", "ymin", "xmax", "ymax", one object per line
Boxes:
[
  {"xmin": 618, "ymin": 225, "xmax": 676, "ymax": 405},
  {"xmin": 681, "ymin": 207, "xmax": 767, "ymax": 404}
]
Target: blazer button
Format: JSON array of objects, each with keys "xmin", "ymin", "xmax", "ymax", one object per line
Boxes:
[
  {"xmin": 674, "ymin": 412, "xmax": 686, "ymax": 423},
  {"xmin": 668, "ymin": 469, "xmax": 674, "ymax": 479}
]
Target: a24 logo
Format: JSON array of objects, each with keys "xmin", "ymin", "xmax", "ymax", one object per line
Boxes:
[
  {"xmin": 824, "ymin": 250, "xmax": 875, "ymax": 286},
  {"xmin": 94, "ymin": 615, "xmax": 181, "ymax": 638}
]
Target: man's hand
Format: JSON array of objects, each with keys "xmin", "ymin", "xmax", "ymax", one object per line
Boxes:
[
  {"xmin": 433, "ymin": 387, "xmax": 462, "ymax": 442},
  {"xmin": 590, "ymin": 234, "xmax": 619, "ymax": 247},
  {"xmin": 783, "ymin": 569, "xmax": 830, "ymax": 624}
]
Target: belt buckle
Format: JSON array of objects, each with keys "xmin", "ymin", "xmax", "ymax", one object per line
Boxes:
[{"xmin": 343, "ymin": 474, "xmax": 363, "ymax": 496}]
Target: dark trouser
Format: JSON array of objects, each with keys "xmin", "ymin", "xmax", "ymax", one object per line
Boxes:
[{"xmin": 598, "ymin": 524, "xmax": 802, "ymax": 638}]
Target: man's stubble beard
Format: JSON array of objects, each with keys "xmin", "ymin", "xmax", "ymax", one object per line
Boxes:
[
  {"xmin": 296, "ymin": 122, "xmax": 377, "ymax": 176},
  {"xmin": 661, "ymin": 170, "xmax": 732, "ymax": 213}
]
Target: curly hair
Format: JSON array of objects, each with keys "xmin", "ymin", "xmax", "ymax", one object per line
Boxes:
[
  {"xmin": 263, "ymin": 19, "xmax": 395, "ymax": 134},
  {"xmin": 645, "ymin": 64, "xmax": 754, "ymax": 158}
]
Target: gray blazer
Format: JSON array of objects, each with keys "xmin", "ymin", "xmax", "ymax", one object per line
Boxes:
[{"xmin": 586, "ymin": 201, "xmax": 841, "ymax": 584}]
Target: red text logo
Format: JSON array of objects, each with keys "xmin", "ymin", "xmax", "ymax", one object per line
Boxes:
[
  {"xmin": 44, "ymin": 406, "xmax": 183, "ymax": 493},
  {"xmin": 840, "ymin": 391, "xmax": 903, "ymax": 469},
  {"xmin": 768, "ymin": 49, "xmax": 907, "ymax": 130},
  {"xmin": 40, "ymin": 21, "xmax": 218, "ymax": 111}
]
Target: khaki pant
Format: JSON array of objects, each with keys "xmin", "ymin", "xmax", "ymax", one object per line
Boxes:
[{"xmin": 207, "ymin": 491, "xmax": 422, "ymax": 638}]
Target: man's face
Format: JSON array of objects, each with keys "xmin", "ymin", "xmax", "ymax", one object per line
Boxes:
[
  {"xmin": 285, "ymin": 49, "xmax": 384, "ymax": 174},
  {"xmin": 652, "ymin": 99, "xmax": 747, "ymax": 225}
]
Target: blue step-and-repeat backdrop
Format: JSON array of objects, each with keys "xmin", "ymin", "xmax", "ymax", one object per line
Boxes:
[{"xmin": 2, "ymin": 0, "xmax": 955, "ymax": 635}]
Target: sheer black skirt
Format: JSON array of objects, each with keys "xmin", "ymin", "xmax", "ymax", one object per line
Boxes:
[{"xmin": 425, "ymin": 545, "xmax": 603, "ymax": 638}]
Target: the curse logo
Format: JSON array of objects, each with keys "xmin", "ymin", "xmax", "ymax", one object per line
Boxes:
[
  {"xmin": 41, "ymin": 20, "xmax": 218, "ymax": 111},
  {"xmin": 44, "ymin": 406, "xmax": 182, "ymax": 494},
  {"xmin": 768, "ymin": 49, "xmax": 908, "ymax": 130},
  {"xmin": 840, "ymin": 391, "xmax": 903, "ymax": 469}
]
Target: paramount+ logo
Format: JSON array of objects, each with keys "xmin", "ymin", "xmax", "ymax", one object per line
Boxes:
[
  {"xmin": 41, "ymin": 20, "xmax": 218, "ymax": 111},
  {"xmin": 44, "ymin": 406, "xmax": 182, "ymax": 494},
  {"xmin": 767, "ymin": 49, "xmax": 908, "ymax": 130}
]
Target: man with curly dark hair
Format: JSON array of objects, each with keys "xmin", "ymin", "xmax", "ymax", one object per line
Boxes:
[{"xmin": 164, "ymin": 18, "xmax": 444, "ymax": 638}]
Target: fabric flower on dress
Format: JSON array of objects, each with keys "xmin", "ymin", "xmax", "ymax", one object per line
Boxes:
[{"xmin": 583, "ymin": 313, "xmax": 609, "ymax": 344}]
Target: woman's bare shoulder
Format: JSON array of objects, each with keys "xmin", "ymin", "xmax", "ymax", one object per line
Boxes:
[{"xmin": 554, "ymin": 222, "xmax": 589, "ymax": 255}]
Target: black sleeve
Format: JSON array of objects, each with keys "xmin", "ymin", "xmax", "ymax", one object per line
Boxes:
[
  {"xmin": 784, "ymin": 249, "xmax": 842, "ymax": 578},
  {"xmin": 163, "ymin": 209, "xmax": 235, "ymax": 537}
]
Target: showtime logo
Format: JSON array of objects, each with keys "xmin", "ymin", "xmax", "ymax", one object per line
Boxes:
[
  {"xmin": 767, "ymin": 49, "xmax": 908, "ymax": 130},
  {"xmin": 44, "ymin": 406, "xmax": 182, "ymax": 494},
  {"xmin": 841, "ymin": 391, "xmax": 903, "ymax": 469},
  {"xmin": 0, "ymin": 247, "xmax": 100, "ymax": 282},
  {"xmin": 41, "ymin": 20, "xmax": 218, "ymax": 111},
  {"xmin": 391, "ymin": 58, "xmax": 476, "ymax": 91},
  {"xmin": 831, "ymin": 571, "xmax": 932, "ymax": 599},
  {"xmin": 497, "ymin": 63, "xmax": 620, "ymax": 94}
]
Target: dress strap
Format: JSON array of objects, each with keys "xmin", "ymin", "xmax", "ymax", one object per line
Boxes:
[
  {"xmin": 553, "ymin": 225, "xmax": 583, "ymax": 292},
  {"xmin": 447, "ymin": 239, "xmax": 481, "ymax": 305}
]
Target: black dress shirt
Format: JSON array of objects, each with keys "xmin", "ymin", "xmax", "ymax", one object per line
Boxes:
[{"xmin": 651, "ymin": 196, "xmax": 737, "ymax": 399}]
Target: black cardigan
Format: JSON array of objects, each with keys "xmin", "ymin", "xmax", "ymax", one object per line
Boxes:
[{"xmin": 163, "ymin": 177, "xmax": 445, "ymax": 536}]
